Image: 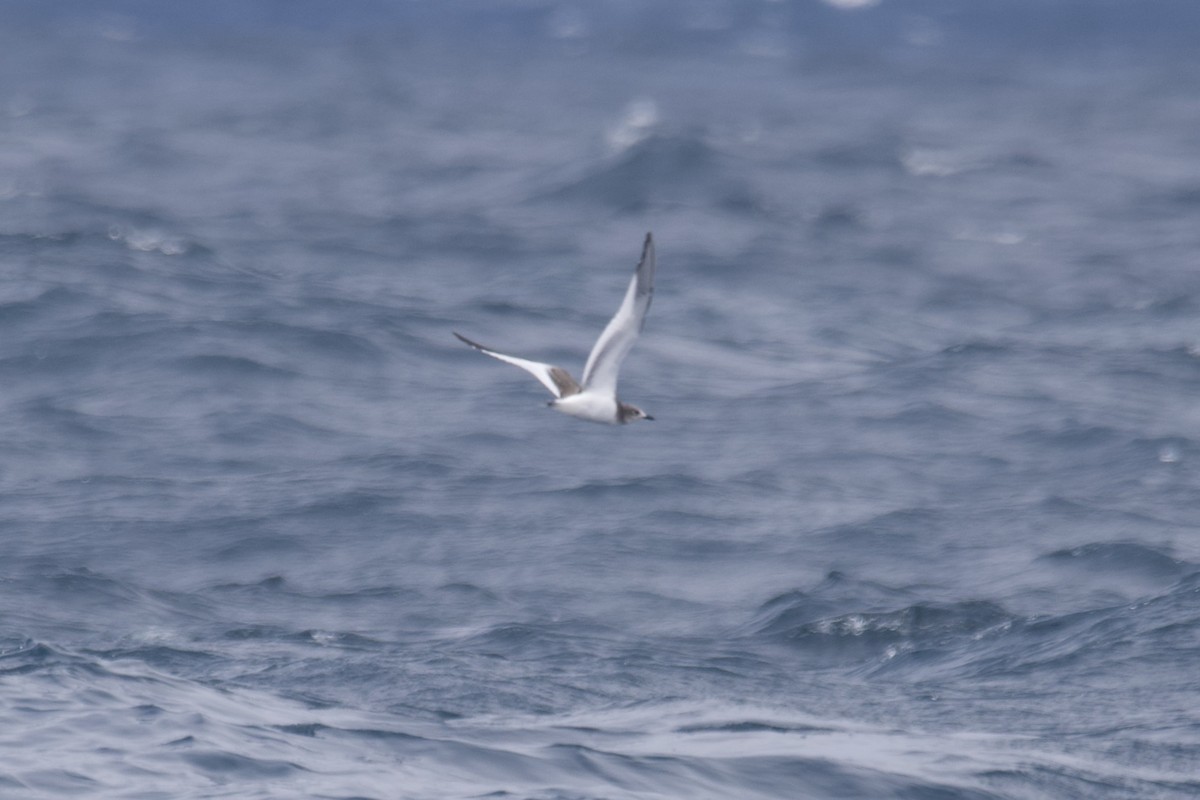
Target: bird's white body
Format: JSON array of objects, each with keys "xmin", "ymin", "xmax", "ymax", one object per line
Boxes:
[
  {"xmin": 455, "ymin": 233, "xmax": 657, "ymax": 426},
  {"xmin": 550, "ymin": 391, "xmax": 620, "ymax": 425}
]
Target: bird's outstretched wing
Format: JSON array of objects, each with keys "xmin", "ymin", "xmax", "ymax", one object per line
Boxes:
[
  {"xmin": 581, "ymin": 232, "xmax": 655, "ymax": 396},
  {"xmin": 454, "ymin": 332, "xmax": 581, "ymax": 398}
]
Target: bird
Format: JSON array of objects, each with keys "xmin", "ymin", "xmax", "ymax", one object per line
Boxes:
[{"xmin": 454, "ymin": 232, "xmax": 656, "ymax": 425}]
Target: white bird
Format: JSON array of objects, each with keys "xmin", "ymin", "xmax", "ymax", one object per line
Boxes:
[{"xmin": 455, "ymin": 233, "xmax": 657, "ymax": 425}]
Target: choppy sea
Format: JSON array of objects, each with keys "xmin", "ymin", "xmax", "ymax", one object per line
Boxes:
[{"xmin": 3, "ymin": 2, "xmax": 1200, "ymax": 798}]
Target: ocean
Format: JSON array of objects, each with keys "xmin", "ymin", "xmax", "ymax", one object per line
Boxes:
[{"xmin": 2, "ymin": 2, "xmax": 1199, "ymax": 798}]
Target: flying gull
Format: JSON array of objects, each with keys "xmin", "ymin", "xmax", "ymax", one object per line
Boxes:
[{"xmin": 455, "ymin": 233, "xmax": 656, "ymax": 425}]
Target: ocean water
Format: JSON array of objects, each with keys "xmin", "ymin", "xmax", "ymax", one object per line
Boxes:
[{"xmin": 3, "ymin": 3, "xmax": 1200, "ymax": 798}]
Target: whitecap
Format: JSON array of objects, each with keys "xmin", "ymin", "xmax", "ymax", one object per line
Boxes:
[{"xmin": 606, "ymin": 99, "xmax": 659, "ymax": 153}]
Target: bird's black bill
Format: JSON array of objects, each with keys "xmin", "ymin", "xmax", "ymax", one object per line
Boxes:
[{"xmin": 644, "ymin": 415, "xmax": 655, "ymax": 420}]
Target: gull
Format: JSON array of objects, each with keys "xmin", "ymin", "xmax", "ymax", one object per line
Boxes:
[{"xmin": 454, "ymin": 233, "xmax": 656, "ymax": 425}]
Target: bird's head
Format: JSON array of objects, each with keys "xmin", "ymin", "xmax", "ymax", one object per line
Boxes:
[{"xmin": 618, "ymin": 403, "xmax": 654, "ymax": 424}]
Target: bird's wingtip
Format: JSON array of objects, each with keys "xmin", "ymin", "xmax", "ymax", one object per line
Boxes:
[{"xmin": 641, "ymin": 232, "xmax": 654, "ymax": 260}]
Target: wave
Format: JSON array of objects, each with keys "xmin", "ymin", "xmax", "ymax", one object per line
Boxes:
[
  {"xmin": 1037, "ymin": 541, "xmax": 1189, "ymax": 581},
  {"xmin": 0, "ymin": 285, "xmax": 96, "ymax": 326},
  {"xmin": 5, "ymin": 604, "xmax": 1196, "ymax": 798},
  {"xmin": 0, "ymin": 642, "xmax": 1023, "ymax": 798},
  {"xmin": 217, "ymin": 320, "xmax": 384, "ymax": 363},
  {"xmin": 899, "ymin": 143, "xmax": 1054, "ymax": 178},
  {"xmin": 19, "ymin": 399, "xmax": 122, "ymax": 440},
  {"xmin": 106, "ymin": 223, "xmax": 194, "ymax": 257},
  {"xmin": 171, "ymin": 353, "xmax": 299, "ymax": 380},
  {"xmin": 753, "ymin": 596, "xmax": 1014, "ymax": 665},
  {"xmin": 746, "ymin": 558, "xmax": 1200, "ymax": 682},
  {"xmin": 542, "ymin": 473, "xmax": 720, "ymax": 500},
  {"xmin": 530, "ymin": 133, "xmax": 763, "ymax": 215},
  {"xmin": 0, "ymin": 638, "xmax": 64, "ymax": 675}
]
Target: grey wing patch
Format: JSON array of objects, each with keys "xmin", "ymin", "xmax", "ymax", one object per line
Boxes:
[
  {"xmin": 454, "ymin": 331, "xmax": 578, "ymax": 399},
  {"xmin": 548, "ymin": 367, "xmax": 582, "ymax": 397}
]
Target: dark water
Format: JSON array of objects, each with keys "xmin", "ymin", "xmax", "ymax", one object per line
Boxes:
[{"xmin": 3, "ymin": 3, "xmax": 1200, "ymax": 798}]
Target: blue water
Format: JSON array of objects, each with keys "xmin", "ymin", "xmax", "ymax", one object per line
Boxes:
[{"xmin": 3, "ymin": 3, "xmax": 1200, "ymax": 798}]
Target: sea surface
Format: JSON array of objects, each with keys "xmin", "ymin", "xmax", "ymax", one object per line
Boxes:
[{"xmin": 2, "ymin": 3, "xmax": 1200, "ymax": 798}]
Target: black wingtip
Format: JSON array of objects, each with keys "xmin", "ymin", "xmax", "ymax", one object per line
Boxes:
[
  {"xmin": 453, "ymin": 331, "xmax": 484, "ymax": 351},
  {"xmin": 640, "ymin": 232, "xmax": 655, "ymax": 266}
]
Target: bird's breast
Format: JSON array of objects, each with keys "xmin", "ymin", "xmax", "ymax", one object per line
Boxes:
[{"xmin": 550, "ymin": 392, "xmax": 620, "ymax": 424}]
